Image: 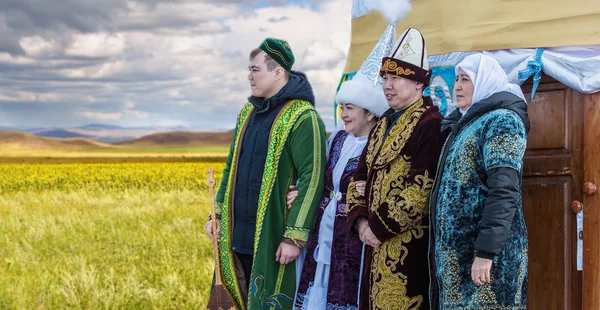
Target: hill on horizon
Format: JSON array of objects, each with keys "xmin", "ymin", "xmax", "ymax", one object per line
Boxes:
[
  {"xmin": 0, "ymin": 131, "xmax": 113, "ymax": 149},
  {"xmin": 33, "ymin": 129, "xmax": 95, "ymax": 139},
  {"xmin": 115, "ymin": 131, "xmax": 234, "ymax": 147}
]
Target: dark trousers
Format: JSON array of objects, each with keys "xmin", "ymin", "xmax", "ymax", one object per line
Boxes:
[{"xmin": 234, "ymin": 252, "xmax": 253, "ymax": 288}]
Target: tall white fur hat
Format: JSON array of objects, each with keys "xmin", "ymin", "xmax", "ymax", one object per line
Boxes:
[{"xmin": 335, "ymin": 0, "xmax": 412, "ymax": 117}]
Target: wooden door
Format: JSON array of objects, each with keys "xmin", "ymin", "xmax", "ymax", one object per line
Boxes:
[
  {"xmin": 521, "ymin": 77, "xmax": 584, "ymax": 309},
  {"xmin": 583, "ymin": 93, "xmax": 600, "ymax": 310}
]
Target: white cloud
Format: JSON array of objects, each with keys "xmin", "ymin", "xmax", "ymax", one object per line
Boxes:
[
  {"xmin": 126, "ymin": 110, "xmax": 150, "ymax": 119},
  {"xmin": 0, "ymin": 1, "xmax": 353, "ymax": 130},
  {"xmin": 117, "ymin": 2, "xmax": 240, "ymax": 30},
  {"xmin": 124, "ymin": 101, "xmax": 135, "ymax": 109},
  {"xmin": 0, "ymin": 91, "xmax": 39, "ymax": 102},
  {"xmin": 0, "ymin": 52, "xmax": 35, "ymax": 65},
  {"xmin": 301, "ymin": 40, "xmax": 346, "ymax": 70},
  {"xmin": 65, "ymin": 33, "xmax": 126, "ymax": 58},
  {"xmin": 78, "ymin": 111, "xmax": 123, "ymax": 121},
  {"xmin": 19, "ymin": 36, "xmax": 61, "ymax": 57}
]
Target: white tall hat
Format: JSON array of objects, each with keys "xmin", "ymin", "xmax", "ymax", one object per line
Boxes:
[
  {"xmin": 380, "ymin": 27, "xmax": 431, "ymax": 86},
  {"xmin": 335, "ymin": 0, "xmax": 412, "ymax": 117}
]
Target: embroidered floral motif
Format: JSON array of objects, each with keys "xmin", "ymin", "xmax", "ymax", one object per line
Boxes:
[
  {"xmin": 371, "ymin": 234, "xmax": 424, "ymax": 310},
  {"xmin": 387, "ymin": 171, "xmax": 433, "ymax": 226},
  {"xmin": 346, "ymin": 179, "xmax": 366, "ymax": 214},
  {"xmin": 252, "ymin": 275, "xmax": 293, "ymax": 309},
  {"xmin": 374, "ymin": 99, "xmax": 427, "ymax": 168},
  {"xmin": 381, "ymin": 58, "xmax": 416, "ymax": 76}
]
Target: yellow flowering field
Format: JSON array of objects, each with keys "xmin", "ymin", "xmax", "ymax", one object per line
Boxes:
[
  {"xmin": 0, "ymin": 161, "xmax": 226, "ymax": 308},
  {"xmin": 0, "ymin": 162, "xmax": 225, "ymax": 192}
]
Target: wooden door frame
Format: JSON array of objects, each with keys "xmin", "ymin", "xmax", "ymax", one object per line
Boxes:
[{"xmin": 583, "ymin": 93, "xmax": 600, "ymax": 309}]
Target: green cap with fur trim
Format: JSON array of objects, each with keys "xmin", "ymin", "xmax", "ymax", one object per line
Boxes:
[{"xmin": 259, "ymin": 38, "xmax": 295, "ymax": 72}]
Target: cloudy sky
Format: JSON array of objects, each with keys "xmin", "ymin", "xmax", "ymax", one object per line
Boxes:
[{"xmin": 0, "ymin": 0, "xmax": 352, "ymax": 130}]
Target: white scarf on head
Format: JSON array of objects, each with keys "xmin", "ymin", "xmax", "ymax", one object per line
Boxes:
[{"xmin": 455, "ymin": 53, "xmax": 525, "ymax": 114}]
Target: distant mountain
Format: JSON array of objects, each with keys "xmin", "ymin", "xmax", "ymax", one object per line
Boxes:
[
  {"xmin": 0, "ymin": 126, "xmax": 47, "ymax": 133},
  {"xmin": 34, "ymin": 129, "xmax": 95, "ymax": 139},
  {"xmin": 76, "ymin": 124, "xmax": 126, "ymax": 131},
  {"xmin": 0, "ymin": 131, "xmax": 113, "ymax": 149},
  {"xmin": 115, "ymin": 131, "xmax": 234, "ymax": 147},
  {"xmin": 95, "ymin": 136, "xmax": 136, "ymax": 143},
  {"xmin": 0, "ymin": 124, "xmax": 217, "ymax": 144},
  {"xmin": 76, "ymin": 123, "xmax": 189, "ymax": 131}
]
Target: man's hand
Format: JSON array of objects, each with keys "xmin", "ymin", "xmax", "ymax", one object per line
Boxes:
[
  {"xmin": 287, "ymin": 185, "xmax": 298, "ymax": 210},
  {"xmin": 355, "ymin": 181, "xmax": 366, "ymax": 196},
  {"xmin": 204, "ymin": 219, "xmax": 221, "ymax": 243},
  {"xmin": 360, "ymin": 227, "xmax": 381, "ymax": 248},
  {"xmin": 471, "ymin": 257, "xmax": 493, "ymax": 286},
  {"xmin": 275, "ymin": 242, "xmax": 301, "ymax": 264},
  {"xmin": 357, "ymin": 218, "xmax": 369, "ymax": 236}
]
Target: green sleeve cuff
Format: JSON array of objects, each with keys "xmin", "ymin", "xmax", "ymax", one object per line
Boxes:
[{"xmin": 283, "ymin": 226, "xmax": 310, "ymax": 242}]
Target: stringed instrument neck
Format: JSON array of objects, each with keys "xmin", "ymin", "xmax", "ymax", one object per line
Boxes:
[{"xmin": 206, "ymin": 168, "xmax": 222, "ymax": 285}]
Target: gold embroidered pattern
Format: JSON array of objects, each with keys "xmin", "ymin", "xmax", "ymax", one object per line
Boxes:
[
  {"xmin": 484, "ymin": 132, "xmax": 526, "ymax": 170},
  {"xmin": 513, "ymin": 247, "xmax": 528, "ymax": 305},
  {"xmin": 440, "ymin": 249, "xmax": 529, "ymax": 309},
  {"xmin": 346, "ymin": 178, "xmax": 367, "ymax": 214},
  {"xmin": 374, "ymin": 99, "xmax": 427, "ymax": 168},
  {"xmin": 369, "ymin": 166, "xmax": 387, "ymax": 213},
  {"xmin": 387, "ymin": 171, "xmax": 433, "ymax": 227},
  {"xmin": 370, "ymin": 234, "xmax": 424, "ymax": 310},
  {"xmin": 381, "ymin": 59, "xmax": 416, "ymax": 77},
  {"xmin": 452, "ymin": 133, "xmax": 478, "ymax": 184},
  {"xmin": 441, "ymin": 249, "xmax": 467, "ymax": 305},
  {"xmin": 365, "ymin": 120, "xmax": 386, "ymax": 168}
]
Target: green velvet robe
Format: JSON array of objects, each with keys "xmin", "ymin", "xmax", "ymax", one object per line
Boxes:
[{"xmin": 214, "ymin": 99, "xmax": 326, "ymax": 310}]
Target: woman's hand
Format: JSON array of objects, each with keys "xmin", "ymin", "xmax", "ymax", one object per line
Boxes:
[
  {"xmin": 355, "ymin": 181, "xmax": 366, "ymax": 196},
  {"xmin": 287, "ymin": 185, "xmax": 298, "ymax": 209},
  {"xmin": 471, "ymin": 257, "xmax": 493, "ymax": 285}
]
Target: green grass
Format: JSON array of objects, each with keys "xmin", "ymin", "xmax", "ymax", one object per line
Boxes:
[{"xmin": 0, "ymin": 189, "xmax": 215, "ymax": 309}]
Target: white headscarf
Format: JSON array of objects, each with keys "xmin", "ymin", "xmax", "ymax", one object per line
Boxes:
[{"xmin": 455, "ymin": 53, "xmax": 526, "ymax": 114}]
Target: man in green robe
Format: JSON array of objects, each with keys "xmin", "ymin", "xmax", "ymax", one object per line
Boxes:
[{"xmin": 205, "ymin": 38, "xmax": 326, "ymax": 310}]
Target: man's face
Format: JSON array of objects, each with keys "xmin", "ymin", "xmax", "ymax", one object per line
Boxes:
[
  {"xmin": 248, "ymin": 52, "xmax": 278, "ymax": 98},
  {"xmin": 382, "ymin": 73, "xmax": 421, "ymax": 111}
]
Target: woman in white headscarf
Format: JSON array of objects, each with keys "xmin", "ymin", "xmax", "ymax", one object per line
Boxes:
[{"xmin": 428, "ymin": 53, "xmax": 530, "ymax": 309}]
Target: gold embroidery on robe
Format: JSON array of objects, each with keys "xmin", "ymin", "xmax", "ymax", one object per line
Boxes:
[
  {"xmin": 346, "ymin": 178, "xmax": 365, "ymax": 214},
  {"xmin": 371, "ymin": 233, "xmax": 424, "ymax": 310},
  {"xmin": 364, "ymin": 98, "xmax": 435, "ymax": 310}
]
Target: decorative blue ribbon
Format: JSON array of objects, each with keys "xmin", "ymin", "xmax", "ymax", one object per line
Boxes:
[{"xmin": 518, "ymin": 48, "xmax": 544, "ymax": 103}]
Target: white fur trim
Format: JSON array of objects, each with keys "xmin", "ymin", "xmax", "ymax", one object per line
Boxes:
[{"xmin": 335, "ymin": 76, "xmax": 389, "ymax": 117}]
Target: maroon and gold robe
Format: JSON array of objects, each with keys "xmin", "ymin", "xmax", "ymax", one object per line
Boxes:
[{"xmin": 347, "ymin": 97, "xmax": 446, "ymax": 310}]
